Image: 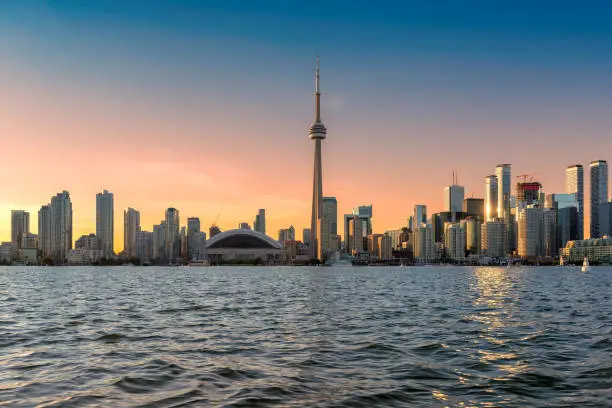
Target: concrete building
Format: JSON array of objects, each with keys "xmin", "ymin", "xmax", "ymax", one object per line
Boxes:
[
  {"xmin": 309, "ymin": 57, "xmax": 327, "ymax": 261},
  {"xmin": 463, "ymin": 198, "xmax": 484, "ymax": 220},
  {"xmin": 153, "ymin": 222, "xmax": 166, "ymax": 261},
  {"xmin": 21, "ymin": 233, "xmax": 37, "ymax": 250},
  {"xmin": 484, "ymin": 175, "xmax": 498, "ymax": 221},
  {"xmin": 38, "ymin": 205, "xmax": 52, "ymax": 258},
  {"xmin": 516, "ymin": 182, "xmax": 542, "ymax": 208},
  {"xmin": 123, "ymin": 208, "xmax": 140, "ymax": 258},
  {"xmin": 412, "ymin": 205, "xmax": 427, "ymax": 231},
  {"xmin": 348, "ymin": 215, "xmax": 364, "ymax": 253},
  {"xmin": 413, "ymin": 224, "xmax": 435, "ymax": 263},
  {"xmin": 11, "ymin": 210, "xmax": 30, "ymax": 250},
  {"xmin": 302, "ymin": 228, "xmax": 311, "ymax": 246},
  {"xmin": 496, "ymin": 164, "xmax": 512, "ymax": 220},
  {"xmin": 566, "ymin": 164, "xmax": 584, "ymax": 239},
  {"xmin": 0, "ymin": 242, "xmax": 14, "ymax": 263},
  {"xmin": 517, "ymin": 206, "xmax": 556, "ymax": 258},
  {"xmin": 379, "ymin": 235, "xmax": 393, "ymax": 261},
  {"xmin": 353, "ymin": 205, "xmax": 373, "ymax": 236},
  {"xmin": 444, "ymin": 223, "xmax": 466, "ymax": 262},
  {"xmin": 165, "ymin": 208, "xmax": 180, "ymax": 263},
  {"xmin": 238, "ymin": 222, "xmax": 251, "ymax": 230},
  {"xmin": 444, "ymin": 185, "xmax": 465, "ymax": 215},
  {"xmin": 68, "ymin": 249, "xmax": 103, "ymax": 265},
  {"xmin": 135, "ymin": 230, "xmax": 153, "ymax": 261},
  {"xmin": 75, "ymin": 234, "xmax": 98, "ymax": 250},
  {"xmin": 96, "ymin": 190, "xmax": 114, "ymax": 256},
  {"xmin": 590, "ymin": 160, "xmax": 608, "ymax": 238},
  {"xmin": 481, "ymin": 220, "xmax": 506, "ymax": 258},
  {"xmin": 368, "ymin": 234, "xmax": 384, "ymax": 259},
  {"xmin": 385, "ymin": 230, "xmax": 402, "ymax": 250},
  {"xmin": 321, "ymin": 197, "xmax": 338, "ymax": 258},
  {"xmin": 50, "ymin": 191, "xmax": 73, "ymax": 264},
  {"xmin": 253, "ymin": 209, "xmax": 266, "ymax": 235}
]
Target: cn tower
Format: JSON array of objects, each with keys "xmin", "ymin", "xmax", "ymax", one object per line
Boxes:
[{"xmin": 309, "ymin": 57, "xmax": 327, "ymax": 261}]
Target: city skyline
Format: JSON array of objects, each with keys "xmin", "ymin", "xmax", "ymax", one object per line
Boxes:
[{"xmin": 2, "ymin": 2, "xmax": 612, "ymax": 250}]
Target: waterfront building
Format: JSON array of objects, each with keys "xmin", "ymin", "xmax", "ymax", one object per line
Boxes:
[
  {"xmin": 590, "ymin": 160, "xmax": 608, "ymax": 238},
  {"xmin": 309, "ymin": 57, "xmax": 327, "ymax": 261},
  {"xmin": 253, "ymin": 209, "xmax": 266, "ymax": 234},
  {"xmin": 96, "ymin": 190, "xmax": 114, "ymax": 256},
  {"xmin": 38, "ymin": 205, "xmax": 52, "ymax": 258},
  {"xmin": 566, "ymin": 164, "xmax": 584, "ymax": 239},
  {"xmin": 67, "ymin": 249, "xmax": 103, "ymax": 265},
  {"xmin": 21, "ymin": 233, "xmax": 37, "ymax": 250},
  {"xmin": 384, "ymin": 230, "xmax": 402, "ymax": 250},
  {"xmin": 463, "ymin": 198, "xmax": 484, "ymax": 220},
  {"xmin": 50, "ymin": 191, "xmax": 73, "ymax": 264},
  {"xmin": 517, "ymin": 206, "xmax": 556, "ymax": 258},
  {"xmin": 380, "ymin": 235, "xmax": 393, "ymax": 261},
  {"xmin": 444, "ymin": 223, "xmax": 466, "ymax": 262},
  {"xmin": 348, "ymin": 215, "xmax": 364, "ymax": 253},
  {"xmin": 444, "ymin": 185, "xmax": 465, "ymax": 215},
  {"xmin": 412, "ymin": 205, "xmax": 427, "ymax": 231},
  {"xmin": 481, "ymin": 220, "xmax": 506, "ymax": 258},
  {"xmin": 11, "ymin": 210, "xmax": 30, "ymax": 250},
  {"xmin": 206, "ymin": 229, "xmax": 283, "ymax": 265},
  {"xmin": 164, "ymin": 208, "xmax": 180, "ymax": 263},
  {"xmin": 302, "ymin": 228, "xmax": 311, "ymax": 246},
  {"xmin": 484, "ymin": 175, "xmax": 498, "ymax": 221},
  {"xmin": 123, "ymin": 207, "xmax": 140, "ymax": 258},
  {"xmin": 368, "ymin": 234, "xmax": 384, "ymax": 260},
  {"xmin": 561, "ymin": 237, "xmax": 612, "ymax": 263}
]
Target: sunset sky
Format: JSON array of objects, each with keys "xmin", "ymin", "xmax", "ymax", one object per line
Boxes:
[{"xmin": 1, "ymin": 1, "xmax": 612, "ymax": 251}]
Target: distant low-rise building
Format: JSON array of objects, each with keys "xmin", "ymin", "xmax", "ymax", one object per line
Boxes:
[{"xmin": 561, "ymin": 238, "xmax": 612, "ymax": 263}]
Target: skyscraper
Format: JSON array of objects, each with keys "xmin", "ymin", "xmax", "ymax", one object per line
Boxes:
[
  {"xmin": 590, "ymin": 160, "xmax": 608, "ymax": 238},
  {"xmin": 321, "ymin": 197, "xmax": 338, "ymax": 256},
  {"xmin": 412, "ymin": 205, "xmax": 427, "ymax": 231},
  {"xmin": 463, "ymin": 198, "xmax": 484, "ymax": 220},
  {"xmin": 38, "ymin": 205, "xmax": 52, "ymax": 258},
  {"xmin": 50, "ymin": 191, "xmax": 73, "ymax": 264},
  {"xmin": 496, "ymin": 164, "xmax": 511, "ymax": 220},
  {"xmin": 484, "ymin": 175, "xmax": 498, "ymax": 221},
  {"xmin": 566, "ymin": 164, "xmax": 584, "ymax": 239},
  {"xmin": 254, "ymin": 209, "xmax": 266, "ymax": 235},
  {"xmin": 309, "ymin": 57, "xmax": 327, "ymax": 260},
  {"xmin": 11, "ymin": 210, "xmax": 30, "ymax": 250},
  {"xmin": 123, "ymin": 207, "xmax": 140, "ymax": 258},
  {"xmin": 153, "ymin": 222, "xmax": 166, "ymax": 260},
  {"xmin": 443, "ymin": 185, "xmax": 465, "ymax": 215},
  {"xmin": 165, "ymin": 208, "xmax": 180, "ymax": 263},
  {"xmin": 96, "ymin": 190, "xmax": 114, "ymax": 256}
]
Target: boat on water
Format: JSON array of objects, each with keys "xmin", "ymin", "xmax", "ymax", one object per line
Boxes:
[
  {"xmin": 559, "ymin": 256, "xmax": 566, "ymax": 266},
  {"xmin": 582, "ymin": 257, "xmax": 590, "ymax": 273},
  {"xmin": 188, "ymin": 260, "xmax": 210, "ymax": 267}
]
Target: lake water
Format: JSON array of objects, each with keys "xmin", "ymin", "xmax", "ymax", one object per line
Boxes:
[{"xmin": 1, "ymin": 265, "xmax": 611, "ymax": 407}]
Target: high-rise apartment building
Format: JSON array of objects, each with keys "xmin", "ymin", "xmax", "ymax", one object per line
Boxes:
[
  {"xmin": 412, "ymin": 205, "xmax": 427, "ymax": 231},
  {"xmin": 11, "ymin": 210, "xmax": 30, "ymax": 250},
  {"xmin": 321, "ymin": 197, "xmax": 338, "ymax": 257},
  {"xmin": 484, "ymin": 175, "xmax": 498, "ymax": 221},
  {"xmin": 123, "ymin": 207, "xmax": 140, "ymax": 258},
  {"xmin": 516, "ymin": 182, "xmax": 542, "ymax": 208},
  {"xmin": 413, "ymin": 224, "xmax": 435, "ymax": 262},
  {"xmin": 566, "ymin": 164, "xmax": 584, "ymax": 239},
  {"xmin": 546, "ymin": 193, "xmax": 578, "ymax": 250},
  {"xmin": 96, "ymin": 190, "xmax": 114, "ymax": 256},
  {"xmin": 165, "ymin": 208, "xmax": 180, "ymax": 263},
  {"xmin": 462, "ymin": 217, "xmax": 481, "ymax": 254},
  {"xmin": 253, "ymin": 209, "xmax": 266, "ymax": 235},
  {"xmin": 278, "ymin": 226, "xmax": 296, "ymax": 244},
  {"xmin": 599, "ymin": 202, "xmax": 612, "ymax": 238},
  {"xmin": 590, "ymin": 160, "xmax": 608, "ymax": 238},
  {"xmin": 348, "ymin": 215, "xmax": 364, "ymax": 253},
  {"xmin": 481, "ymin": 220, "xmax": 506, "ymax": 258},
  {"xmin": 50, "ymin": 191, "xmax": 73, "ymax": 264},
  {"xmin": 444, "ymin": 185, "xmax": 465, "ymax": 215},
  {"xmin": 135, "ymin": 230, "xmax": 153, "ymax": 261},
  {"xmin": 444, "ymin": 223, "xmax": 466, "ymax": 262},
  {"xmin": 38, "ymin": 205, "xmax": 52, "ymax": 258},
  {"xmin": 302, "ymin": 228, "xmax": 311, "ymax": 246},
  {"xmin": 496, "ymin": 164, "xmax": 511, "ymax": 219}
]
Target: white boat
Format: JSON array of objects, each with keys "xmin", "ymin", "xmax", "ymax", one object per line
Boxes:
[
  {"xmin": 581, "ymin": 257, "xmax": 590, "ymax": 273},
  {"xmin": 559, "ymin": 256, "xmax": 566, "ymax": 266}
]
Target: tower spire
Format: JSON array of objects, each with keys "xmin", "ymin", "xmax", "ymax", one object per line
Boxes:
[{"xmin": 315, "ymin": 55, "xmax": 321, "ymax": 123}]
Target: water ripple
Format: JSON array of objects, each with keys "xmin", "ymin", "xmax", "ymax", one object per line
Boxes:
[{"xmin": 0, "ymin": 265, "xmax": 611, "ymax": 407}]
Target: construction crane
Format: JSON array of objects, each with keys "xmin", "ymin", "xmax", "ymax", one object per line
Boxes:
[{"xmin": 211, "ymin": 214, "xmax": 220, "ymax": 227}]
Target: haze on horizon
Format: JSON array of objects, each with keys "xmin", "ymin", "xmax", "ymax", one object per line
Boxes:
[{"xmin": 1, "ymin": 0, "xmax": 612, "ymax": 250}]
